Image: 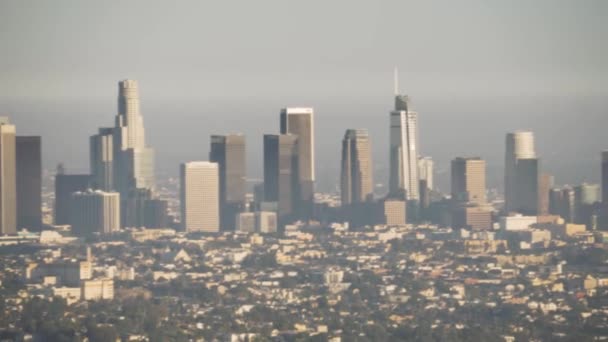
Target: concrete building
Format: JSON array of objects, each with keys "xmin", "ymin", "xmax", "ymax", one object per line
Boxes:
[
  {"xmin": 82, "ymin": 279, "xmax": 114, "ymax": 301},
  {"xmin": 89, "ymin": 127, "xmax": 114, "ymax": 191},
  {"xmin": 389, "ymin": 93, "xmax": 419, "ymax": 200},
  {"xmin": 236, "ymin": 211, "xmax": 277, "ymax": 234},
  {"xmin": 451, "ymin": 157, "xmax": 486, "ymax": 204},
  {"xmin": 263, "ymin": 134, "xmax": 298, "ymax": 221},
  {"xmin": 383, "ymin": 199, "xmax": 407, "ymax": 226},
  {"xmin": 69, "ymin": 190, "xmax": 121, "ymax": 235},
  {"xmin": 341, "ymin": 129, "xmax": 373, "ymax": 205},
  {"xmin": 0, "ymin": 118, "xmax": 16, "ymax": 235},
  {"xmin": 257, "ymin": 211, "xmax": 278, "ymax": 233},
  {"xmin": 280, "ymin": 107, "xmax": 315, "ymax": 219},
  {"xmin": 236, "ymin": 212, "xmax": 256, "ymax": 232},
  {"xmin": 180, "ymin": 161, "xmax": 219, "ymax": 233},
  {"xmin": 499, "ymin": 215, "xmax": 538, "ymax": 231},
  {"xmin": 209, "ymin": 134, "xmax": 246, "ymax": 230},
  {"xmin": 16, "ymin": 136, "xmax": 42, "ymax": 230},
  {"xmin": 505, "ymin": 131, "xmax": 536, "ymax": 214},
  {"xmin": 453, "ymin": 206, "xmax": 493, "ymax": 231}
]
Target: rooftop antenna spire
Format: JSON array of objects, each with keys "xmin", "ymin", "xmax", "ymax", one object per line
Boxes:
[{"xmin": 394, "ymin": 67, "xmax": 400, "ymax": 95}]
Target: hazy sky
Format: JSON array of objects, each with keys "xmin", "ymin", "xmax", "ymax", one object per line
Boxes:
[{"xmin": 1, "ymin": 0, "xmax": 607, "ymax": 191}]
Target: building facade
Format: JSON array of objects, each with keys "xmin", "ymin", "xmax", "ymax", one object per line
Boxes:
[
  {"xmin": 451, "ymin": 157, "xmax": 486, "ymax": 205},
  {"xmin": 340, "ymin": 129, "xmax": 373, "ymax": 205},
  {"xmin": 69, "ymin": 190, "xmax": 120, "ymax": 235},
  {"xmin": 389, "ymin": 95, "xmax": 419, "ymax": 200},
  {"xmin": 16, "ymin": 136, "xmax": 42, "ymax": 229},
  {"xmin": 280, "ymin": 108, "xmax": 315, "ymax": 219},
  {"xmin": 209, "ymin": 134, "xmax": 246, "ymax": 230},
  {"xmin": 263, "ymin": 134, "xmax": 299, "ymax": 221},
  {"xmin": 180, "ymin": 162, "xmax": 220, "ymax": 233},
  {"xmin": 0, "ymin": 118, "xmax": 16, "ymax": 235}
]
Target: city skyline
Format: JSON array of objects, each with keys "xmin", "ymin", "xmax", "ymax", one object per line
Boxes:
[{"xmin": 1, "ymin": 2, "xmax": 607, "ymax": 340}]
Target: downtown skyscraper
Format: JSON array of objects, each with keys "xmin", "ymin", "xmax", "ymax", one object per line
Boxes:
[
  {"xmin": 505, "ymin": 131, "xmax": 538, "ymax": 214},
  {"xmin": 16, "ymin": 136, "xmax": 42, "ymax": 229},
  {"xmin": 263, "ymin": 134, "xmax": 299, "ymax": 221},
  {"xmin": 0, "ymin": 118, "xmax": 16, "ymax": 235},
  {"xmin": 113, "ymin": 80, "xmax": 155, "ymax": 194},
  {"xmin": 180, "ymin": 161, "xmax": 220, "ymax": 233},
  {"xmin": 209, "ymin": 134, "xmax": 246, "ymax": 231},
  {"xmin": 280, "ymin": 107, "xmax": 314, "ymax": 219},
  {"xmin": 389, "ymin": 93, "xmax": 419, "ymax": 201},
  {"xmin": 88, "ymin": 80, "xmax": 156, "ymax": 228},
  {"xmin": 340, "ymin": 129, "xmax": 373, "ymax": 205}
]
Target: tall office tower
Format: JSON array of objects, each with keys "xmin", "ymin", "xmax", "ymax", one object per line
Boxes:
[
  {"xmin": 263, "ymin": 134, "xmax": 299, "ymax": 220},
  {"xmin": 180, "ymin": 162, "xmax": 219, "ymax": 233},
  {"xmin": 54, "ymin": 171, "xmax": 91, "ymax": 225},
  {"xmin": 69, "ymin": 190, "xmax": 120, "ymax": 236},
  {"xmin": 0, "ymin": 118, "xmax": 16, "ymax": 235},
  {"xmin": 113, "ymin": 80, "xmax": 155, "ymax": 195},
  {"xmin": 603, "ymin": 151, "xmax": 608, "ymax": 204},
  {"xmin": 16, "ymin": 136, "xmax": 42, "ymax": 229},
  {"xmin": 538, "ymin": 173, "xmax": 554, "ymax": 216},
  {"xmin": 389, "ymin": 94, "xmax": 419, "ymax": 200},
  {"xmin": 90, "ymin": 127, "xmax": 114, "ymax": 191},
  {"xmin": 514, "ymin": 158, "xmax": 539, "ymax": 215},
  {"xmin": 505, "ymin": 131, "xmax": 536, "ymax": 213},
  {"xmin": 209, "ymin": 134, "xmax": 246, "ymax": 230},
  {"xmin": 280, "ymin": 108, "xmax": 314, "ymax": 218},
  {"xmin": 418, "ymin": 156, "xmax": 434, "ymax": 191},
  {"xmin": 451, "ymin": 157, "xmax": 486, "ymax": 204},
  {"xmin": 340, "ymin": 129, "xmax": 373, "ymax": 206}
]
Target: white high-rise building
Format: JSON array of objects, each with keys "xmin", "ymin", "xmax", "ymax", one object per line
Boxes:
[
  {"xmin": 180, "ymin": 162, "xmax": 220, "ymax": 233},
  {"xmin": 389, "ymin": 91, "xmax": 419, "ymax": 201},
  {"xmin": 418, "ymin": 156, "xmax": 434, "ymax": 191},
  {"xmin": 505, "ymin": 131, "xmax": 537, "ymax": 213},
  {"xmin": 69, "ymin": 190, "xmax": 120, "ymax": 235},
  {"xmin": 113, "ymin": 80, "xmax": 155, "ymax": 195}
]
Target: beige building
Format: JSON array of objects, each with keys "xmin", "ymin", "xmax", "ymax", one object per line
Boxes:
[
  {"xmin": 0, "ymin": 117, "xmax": 16, "ymax": 235},
  {"xmin": 180, "ymin": 161, "xmax": 219, "ymax": 232},
  {"xmin": 453, "ymin": 206, "xmax": 492, "ymax": 230},
  {"xmin": 451, "ymin": 157, "xmax": 486, "ymax": 204},
  {"xmin": 280, "ymin": 107, "xmax": 315, "ymax": 218},
  {"xmin": 383, "ymin": 199, "xmax": 407, "ymax": 226},
  {"xmin": 82, "ymin": 279, "xmax": 114, "ymax": 300},
  {"xmin": 341, "ymin": 129, "xmax": 373, "ymax": 205}
]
